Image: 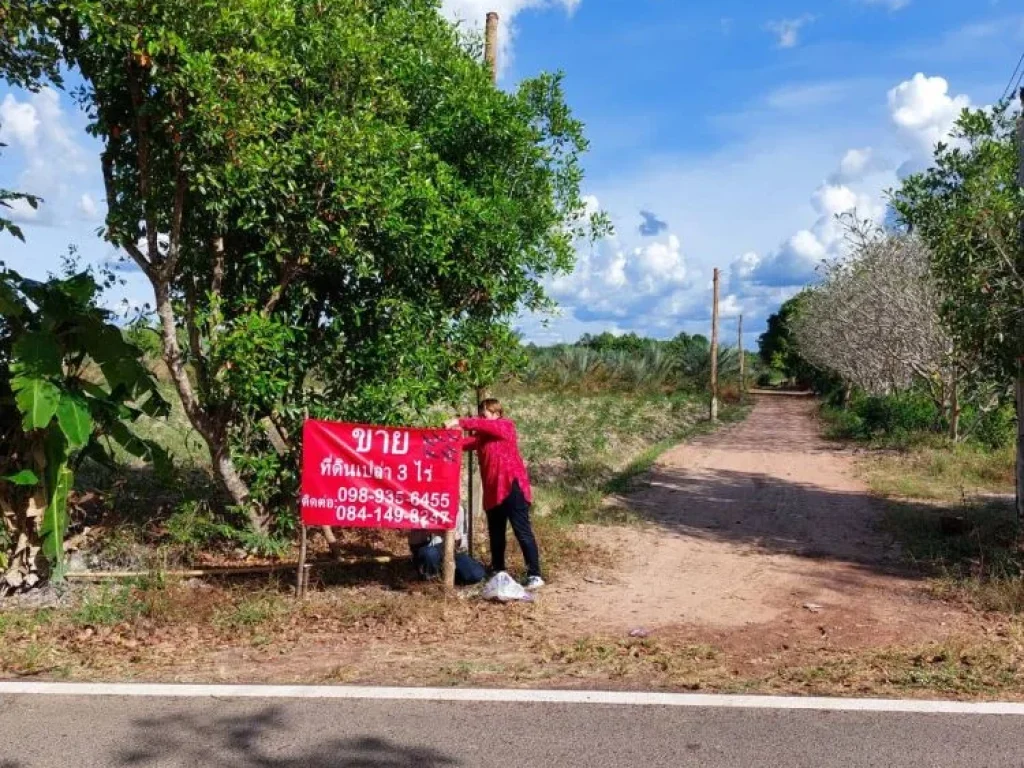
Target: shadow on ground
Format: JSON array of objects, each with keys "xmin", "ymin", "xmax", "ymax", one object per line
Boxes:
[
  {"xmin": 607, "ymin": 393, "xmax": 1015, "ymax": 583},
  {"xmin": 116, "ymin": 706, "xmax": 461, "ymax": 767}
]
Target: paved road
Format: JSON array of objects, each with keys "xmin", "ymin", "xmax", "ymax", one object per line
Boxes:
[{"xmin": 3, "ymin": 691, "xmax": 1024, "ymax": 767}]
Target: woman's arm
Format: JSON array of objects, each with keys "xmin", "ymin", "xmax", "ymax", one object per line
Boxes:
[
  {"xmin": 458, "ymin": 417, "xmax": 515, "ymax": 440},
  {"xmin": 444, "ymin": 419, "xmax": 481, "ymax": 451}
]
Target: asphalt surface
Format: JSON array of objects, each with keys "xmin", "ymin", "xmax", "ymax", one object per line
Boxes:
[{"xmin": 3, "ymin": 694, "xmax": 1024, "ymax": 767}]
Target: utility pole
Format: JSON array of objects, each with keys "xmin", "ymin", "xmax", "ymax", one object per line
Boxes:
[
  {"xmin": 445, "ymin": 11, "xmax": 501, "ymax": 589},
  {"xmin": 738, "ymin": 314, "xmax": 745, "ymax": 405},
  {"xmin": 1015, "ymin": 87, "xmax": 1024, "ymax": 525},
  {"xmin": 710, "ymin": 268, "xmax": 720, "ymax": 422}
]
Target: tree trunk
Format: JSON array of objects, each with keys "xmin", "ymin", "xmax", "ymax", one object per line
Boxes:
[
  {"xmin": 843, "ymin": 382, "xmax": 853, "ymax": 410},
  {"xmin": 153, "ymin": 281, "xmax": 268, "ymax": 532},
  {"xmin": 1016, "ymin": 371, "xmax": 1024, "ymax": 526},
  {"xmin": 949, "ymin": 369, "xmax": 961, "ymax": 443},
  {"xmin": 1, "ymin": 444, "xmax": 50, "ymax": 595}
]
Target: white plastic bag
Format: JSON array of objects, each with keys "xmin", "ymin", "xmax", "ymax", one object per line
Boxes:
[{"xmin": 480, "ymin": 571, "xmax": 534, "ymax": 603}]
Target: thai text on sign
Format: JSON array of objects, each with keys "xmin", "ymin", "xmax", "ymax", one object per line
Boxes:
[{"xmin": 300, "ymin": 420, "xmax": 463, "ymax": 530}]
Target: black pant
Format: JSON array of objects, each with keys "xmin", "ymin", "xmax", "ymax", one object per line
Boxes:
[{"xmin": 486, "ymin": 481, "xmax": 541, "ymax": 578}]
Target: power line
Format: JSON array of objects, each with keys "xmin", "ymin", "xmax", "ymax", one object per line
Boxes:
[{"xmin": 1000, "ymin": 49, "xmax": 1024, "ymax": 104}]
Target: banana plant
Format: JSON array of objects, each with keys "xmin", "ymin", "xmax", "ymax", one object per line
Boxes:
[{"xmin": 0, "ymin": 268, "xmax": 170, "ymax": 591}]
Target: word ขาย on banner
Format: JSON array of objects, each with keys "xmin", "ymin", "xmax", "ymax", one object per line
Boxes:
[{"xmin": 299, "ymin": 420, "xmax": 463, "ymax": 530}]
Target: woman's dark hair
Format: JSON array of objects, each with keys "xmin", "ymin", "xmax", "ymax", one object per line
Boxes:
[{"xmin": 478, "ymin": 398, "xmax": 504, "ymax": 418}]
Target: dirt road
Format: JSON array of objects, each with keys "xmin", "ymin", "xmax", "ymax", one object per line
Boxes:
[{"xmin": 553, "ymin": 395, "xmax": 953, "ymax": 648}]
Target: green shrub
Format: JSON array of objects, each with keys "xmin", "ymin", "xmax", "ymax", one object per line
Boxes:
[
  {"xmin": 970, "ymin": 404, "xmax": 1016, "ymax": 450},
  {"xmin": 854, "ymin": 391, "xmax": 940, "ymax": 437},
  {"xmin": 165, "ymin": 501, "xmax": 239, "ymax": 556},
  {"xmin": 823, "ymin": 407, "xmax": 866, "ymax": 440}
]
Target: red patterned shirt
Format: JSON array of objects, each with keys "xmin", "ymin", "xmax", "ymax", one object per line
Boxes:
[{"xmin": 459, "ymin": 417, "xmax": 533, "ymax": 511}]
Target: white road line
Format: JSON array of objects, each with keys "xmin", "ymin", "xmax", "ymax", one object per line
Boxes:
[{"xmin": 1, "ymin": 682, "xmax": 1023, "ymax": 714}]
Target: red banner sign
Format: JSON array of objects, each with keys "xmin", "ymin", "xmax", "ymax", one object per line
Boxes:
[{"xmin": 300, "ymin": 420, "xmax": 463, "ymax": 530}]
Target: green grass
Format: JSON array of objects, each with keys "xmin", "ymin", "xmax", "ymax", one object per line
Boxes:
[
  {"xmin": 212, "ymin": 591, "xmax": 289, "ymax": 630},
  {"xmin": 824, "ymin": 400, "xmax": 1022, "ymax": 617},
  {"xmin": 72, "ymin": 375, "xmax": 750, "ymax": 576},
  {"xmin": 71, "ymin": 584, "xmax": 147, "ymax": 627},
  {"xmin": 882, "ymin": 500, "xmax": 1023, "ymax": 613},
  {"xmin": 864, "ymin": 442, "xmax": 1014, "ymax": 502}
]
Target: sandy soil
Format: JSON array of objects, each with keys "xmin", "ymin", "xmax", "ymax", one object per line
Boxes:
[{"xmin": 549, "ymin": 395, "xmax": 958, "ymax": 647}]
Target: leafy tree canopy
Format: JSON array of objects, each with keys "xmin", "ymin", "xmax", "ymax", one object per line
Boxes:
[{"xmin": 20, "ymin": 0, "xmax": 605, "ymax": 527}]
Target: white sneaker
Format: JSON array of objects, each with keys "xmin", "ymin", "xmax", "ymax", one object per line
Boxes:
[{"xmin": 524, "ymin": 576, "xmax": 545, "ymax": 591}]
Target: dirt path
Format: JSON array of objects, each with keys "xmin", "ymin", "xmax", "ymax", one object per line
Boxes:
[{"xmin": 550, "ymin": 395, "xmax": 956, "ymax": 648}]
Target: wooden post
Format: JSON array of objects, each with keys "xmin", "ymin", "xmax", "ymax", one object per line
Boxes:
[
  {"xmin": 296, "ymin": 524, "xmax": 308, "ymax": 599},
  {"xmin": 485, "ymin": 11, "xmax": 499, "ymax": 82},
  {"xmin": 447, "ymin": 13, "xmax": 501, "ymax": 583},
  {"xmin": 1015, "ymin": 90, "xmax": 1024, "ymax": 525},
  {"xmin": 710, "ymin": 268, "xmax": 720, "ymax": 422},
  {"xmin": 738, "ymin": 314, "xmax": 745, "ymax": 405},
  {"xmin": 467, "ymin": 451, "xmax": 475, "ymax": 559}
]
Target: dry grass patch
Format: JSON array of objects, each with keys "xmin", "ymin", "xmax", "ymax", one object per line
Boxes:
[
  {"xmin": 864, "ymin": 443, "xmax": 1014, "ymax": 503},
  {"xmin": 756, "ymin": 632, "xmax": 1024, "ymax": 699}
]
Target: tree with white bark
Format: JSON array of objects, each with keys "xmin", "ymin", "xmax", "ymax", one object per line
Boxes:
[{"xmin": 791, "ymin": 215, "xmax": 1004, "ymax": 440}]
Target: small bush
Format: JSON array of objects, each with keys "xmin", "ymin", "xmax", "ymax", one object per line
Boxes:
[
  {"xmin": 165, "ymin": 501, "xmax": 239, "ymax": 557},
  {"xmin": 823, "ymin": 406, "xmax": 865, "ymax": 440},
  {"xmin": 72, "ymin": 584, "xmax": 145, "ymax": 627},
  {"xmin": 856, "ymin": 391, "xmax": 939, "ymax": 437},
  {"xmin": 970, "ymin": 404, "xmax": 1016, "ymax": 450}
]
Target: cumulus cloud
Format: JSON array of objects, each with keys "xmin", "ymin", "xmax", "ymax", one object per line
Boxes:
[
  {"xmin": 440, "ymin": 0, "xmax": 580, "ymax": 75},
  {"xmin": 546, "ymin": 199, "xmax": 693, "ymax": 324},
  {"xmin": 888, "ymin": 73, "xmax": 970, "ymax": 159},
  {"xmin": 0, "ymin": 87, "xmax": 90, "ymax": 226},
  {"xmin": 828, "ymin": 147, "xmax": 889, "ymax": 184},
  {"xmin": 739, "ymin": 178, "xmax": 885, "ymax": 289},
  {"xmin": 766, "ymin": 15, "xmax": 816, "ymax": 49},
  {"xmin": 523, "ymin": 68, "xmax": 981, "ymax": 345},
  {"xmin": 638, "ymin": 209, "xmax": 668, "ymax": 237},
  {"xmin": 0, "ymin": 94, "xmax": 41, "ymax": 149},
  {"xmin": 728, "ymin": 74, "xmax": 968, "ymax": 298}
]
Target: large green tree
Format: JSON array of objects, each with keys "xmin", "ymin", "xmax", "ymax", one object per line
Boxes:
[
  {"xmin": 758, "ymin": 293, "xmax": 810, "ymax": 380},
  {"xmin": 44, "ymin": 0, "xmax": 600, "ymax": 531},
  {"xmin": 892, "ymin": 102, "xmax": 1023, "ymax": 515}
]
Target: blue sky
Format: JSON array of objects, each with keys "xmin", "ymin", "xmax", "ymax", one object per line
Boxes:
[{"xmin": 2, "ymin": 0, "xmax": 1023, "ymax": 345}]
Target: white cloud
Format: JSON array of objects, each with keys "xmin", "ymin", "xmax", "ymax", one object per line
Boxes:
[
  {"xmin": 521, "ymin": 68, "xmax": 969, "ymax": 344},
  {"xmin": 4, "ymin": 197, "xmax": 41, "ymax": 222},
  {"xmin": 887, "ymin": 73, "xmax": 970, "ymax": 157},
  {"xmin": 738, "ymin": 177, "xmax": 886, "ymax": 290},
  {"xmin": 0, "ymin": 94, "xmax": 41, "ymax": 149},
  {"xmin": 545, "ymin": 200, "xmax": 692, "ymax": 325},
  {"xmin": 440, "ymin": 0, "xmax": 581, "ymax": 75},
  {"xmin": 766, "ymin": 15, "xmax": 816, "ymax": 49},
  {"xmin": 77, "ymin": 193, "xmax": 100, "ymax": 220},
  {"xmin": 828, "ymin": 147, "xmax": 886, "ymax": 184},
  {"xmin": 0, "ymin": 87, "xmax": 91, "ymax": 227},
  {"xmin": 722, "ymin": 74, "xmax": 967, "ymax": 306}
]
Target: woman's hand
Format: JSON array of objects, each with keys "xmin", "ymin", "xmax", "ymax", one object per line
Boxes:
[{"xmin": 444, "ymin": 418, "xmax": 461, "ymax": 430}]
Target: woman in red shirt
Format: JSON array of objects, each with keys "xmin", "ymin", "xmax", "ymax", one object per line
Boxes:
[{"xmin": 447, "ymin": 399, "xmax": 543, "ymax": 589}]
